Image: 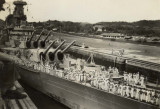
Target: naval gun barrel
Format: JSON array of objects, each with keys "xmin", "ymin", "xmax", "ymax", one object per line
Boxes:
[
  {"xmin": 28, "ymin": 30, "xmax": 36, "ymax": 42},
  {"xmin": 40, "ymin": 30, "xmax": 52, "ymax": 48},
  {"xmin": 40, "ymin": 40, "xmax": 57, "ymax": 61},
  {"xmin": 36, "ymin": 29, "xmax": 44, "ymax": 42},
  {"xmin": 44, "ymin": 30, "xmax": 52, "ymax": 42},
  {"xmin": 33, "ymin": 29, "xmax": 45, "ymax": 48},
  {"xmin": 53, "ymin": 41, "xmax": 65, "ymax": 54},
  {"xmin": 62, "ymin": 40, "xmax": 75, "ymax": 53},
  {"xmin": 48, "ymin": 41, "xmax": 65, "ymax": 61},
  {"xmin": 56, "ymin": 40, "xmax": 75, "ymax": 61},
  {"xmin": 43, "ymin": 40, "xmax": 57, "ymax": 55},
  {"xmin": 26, "ymin": 30, "xmax": 36, "ymax": 48}
]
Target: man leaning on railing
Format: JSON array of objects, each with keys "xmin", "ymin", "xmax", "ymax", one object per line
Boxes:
[{"xmin": 0, "ymin": 60, "xmax": 27, "ymax": 100}]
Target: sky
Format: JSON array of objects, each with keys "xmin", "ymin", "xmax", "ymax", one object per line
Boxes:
[{"xmin": 0, "ymin": 0, "xmax": 160, "ymax": 23}]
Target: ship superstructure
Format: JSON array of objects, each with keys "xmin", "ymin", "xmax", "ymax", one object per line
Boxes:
[{"xmin": 5, "ymin": 0, "xmax": 34, "ymax": 47}]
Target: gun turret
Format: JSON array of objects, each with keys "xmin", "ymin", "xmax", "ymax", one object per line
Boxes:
[
  {"xmin": 26, "ymin": 30, "xmax": 35, "ymax": 48},
  {"xmin": 39, "ymin": 30, "xmax": 52, "ymax": 48},
  {"xmin": 55, "ymin": 40, "xmax": 75, "ymax": 61},
  {"xmin": 48, "ymin": 41, "xmax": 65, "ymax": 61},
  {"xmin": 39, "ymin": 40, "xmax": 57, "ymax": 61},
  {"xmin": 33, "ymin": 29, "xmax": 44, "ymax": 48}
]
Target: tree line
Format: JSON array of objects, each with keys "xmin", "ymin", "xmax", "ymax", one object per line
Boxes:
[{"xmin": 31, "ymin": 20, "xmax": 160, "ymax": 37}]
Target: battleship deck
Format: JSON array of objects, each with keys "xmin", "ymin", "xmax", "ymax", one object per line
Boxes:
[
  {"xmin": 16, "ymin": 64, "xmax": 159, "ymax": 109},
  {"xmin": 0, "ymin": 51, "xmax": 160, "ymax": 109}
]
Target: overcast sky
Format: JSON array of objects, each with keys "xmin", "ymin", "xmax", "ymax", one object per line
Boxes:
[{"xmin": 0, "ymin": 0, "xmax": 160, "ymax": 23}]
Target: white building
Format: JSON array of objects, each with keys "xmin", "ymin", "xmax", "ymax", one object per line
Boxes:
[{"xmin": 101, "ymin": 33, "xmax": 124, "ymax": 39}]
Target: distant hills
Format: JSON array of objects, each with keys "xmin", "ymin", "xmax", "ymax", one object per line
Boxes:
[
  {"xmin": 96, "ymin": 20, "xmax": 160, "ymax": 28},
  {"xmin": 31, "ymin": 20, "xmax": 160, "ymax": 37},
  {"xmin": 95, "ymin": 20, "xmax": 160, "ymax": 37},
  {"xmin": 133, "ymin": 20, "xmax": 160, "ymax": 28},
  {"xmin": 97, "ymin": 20, "xmax": 160, "ymax": 28}
]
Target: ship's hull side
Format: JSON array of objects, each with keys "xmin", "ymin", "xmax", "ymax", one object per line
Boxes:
[{"xmin": 16, "ymin": 65, "xmax": 158, "ymax": 109}]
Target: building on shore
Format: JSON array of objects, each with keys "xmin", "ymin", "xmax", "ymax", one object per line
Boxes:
[{"xmin": 101, "ymin": 33, "xmax": 125, "ymax": 39}]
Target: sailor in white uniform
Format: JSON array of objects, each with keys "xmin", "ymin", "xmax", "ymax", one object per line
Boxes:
[
  {"xmin": 146, "ymin": 90, "xmax": 151, "ymax": 103},
  {"xmin": 128, "ymin": 73, "xmax": 132, "ymax": 84},
  {"xmin": 142, "ymin": 89, "xmax": 146, "ymax": 102},
  {"xmin": 123, "ymin": 72, "xmax": 128, "ymax": 82},
  {"xmin": 135, "ymin": 72, "xmax": 140, "ymax": 85},
  {"xmin": 151, "ymin": 90, "xmax": 156, "ymax": 97},
  {"xmin": 75, "ymin": 73, "xmax": 81, "ymax": 82},
  {"xmin": 108, "ymin": 66, "xmax": 112, "ymax": 73},
  {"xmin": 120, "ymin": 84, "xmax": 124, "ymax": 96},
  {"xmin": 130, "ymin": 86, "xmax": 134, "ymax": 98},
  {"xmin": 114, "ymin": 84, "xmax": 118, "ymax": 94},
  {"xmin": 140, "ymin": 89, "xmax": 143, "ymax": 101},
  {"xmin": 109, "ymin": 82, "xmax": 114, "ymax": 93},
  {"xmin": 155, "ymin": 94, "xmax": 160, "ymax": 107},
  {"xmin": 136, "ymin": 88, "xmax": 140, "ymax": 100},
  {"xmin": 117, "ymin": 84, "xmax": 121, "ymax": 95},
  {"xmin": 140, "ymin": 76, "xmax": 146, "ymax": 88},
  {"xmin": 122, "ymin": 85, "xmax": 126, "ymax": 97},
  {"xmin": 133, "ymin": 88, "xmax": 136, "ymax": 99},
  {"xmin": 112, "ymin": 83, "xmax": 116, "ymax": 94},
  {"xmin": 104, "ymin": 80, "xmax": 110, "ymax": 92},
  {"xmin": 126, "ymin": 85, "xmax": 130, "ymax": 97}
]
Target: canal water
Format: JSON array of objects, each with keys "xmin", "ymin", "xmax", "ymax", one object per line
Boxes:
[{"xmin": 51, "ymin": 33, "xmax": 160, "ymax": 58}]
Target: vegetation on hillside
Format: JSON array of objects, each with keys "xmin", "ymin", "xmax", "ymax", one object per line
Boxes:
[
  {"xmin": 96, "ymin": 20, "xmax": 160, "ymax": 37},
  {"xmin": 32, "ymin": 20, "xmax": 93, "ymax": 34},
  {"xmin": 31, "ymin": 20, "xmax": 160, "ymax": 37}
]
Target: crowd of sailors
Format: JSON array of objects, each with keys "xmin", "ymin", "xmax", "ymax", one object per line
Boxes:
[
  {"xmin": 15, "ymin": 57, "xmax": 160, "ymax": 107},
  {"xmin": 63, "ymin": 66, "xmax": 160, "ymax": 106}
]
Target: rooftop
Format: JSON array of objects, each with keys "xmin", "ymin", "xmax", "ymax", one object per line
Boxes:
[{"xmin": 101, "ymin": 33, "xmax": 124, "ymax": 36}]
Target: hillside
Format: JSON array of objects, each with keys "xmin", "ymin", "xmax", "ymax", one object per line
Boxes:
[
  {"xmin": 31, "ymin": 20, "xmax": 160, "ymax": 37},
  {"xmin": 96, "ymin": 20, "xmax": 160, "ymax": 37},
  {"xmin": 96, "ymin": 20, "xmax": 160, "ymax": 28}
]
